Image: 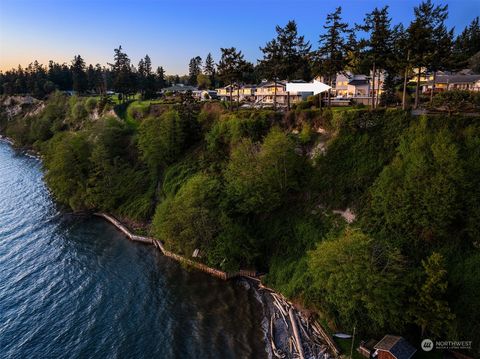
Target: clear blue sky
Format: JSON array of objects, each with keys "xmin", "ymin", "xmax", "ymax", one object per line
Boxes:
[{"xmin": 0, "ymin": 0, "xmax": 478, "ymax": 75}]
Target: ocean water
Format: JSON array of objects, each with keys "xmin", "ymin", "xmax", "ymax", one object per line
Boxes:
[{"xmin": 0, "ymin": 141, "xmax": 267, "ymax": 359}]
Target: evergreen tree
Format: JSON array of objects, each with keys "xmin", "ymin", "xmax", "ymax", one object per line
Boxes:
[
  {"xmin": 217, "ymin": 47, "xmax": 246, "ymax": 110},
  {"xmin": 453, "ymin": 17, "xmax": 480, "ymax": 69},
  {"xmin": 203, "ymin": 53, "xmax": 216, "ymax": 89},
  {"xmin": 407, "ymin": 0, "xmax": 449, "ymax": 109},
  {"xmin": 275, "ymin": 20, "xmax": 311, "ymax": 81},
  {"xmin": 258, "ymin": 35, "xmax": 282, "ymax": 108},
  {"xmin": 358, "ymin": 7, "xmax": 394, "ymax": 108},
  {"xmin": 308, "ymin": 228, "xmax": 407, "ymax": 334},
  {"xmin": 409, "ymin": 252, "xmax": 455, "ymax": 338},
  {"xmin": 71, "ymin": 55, "xmax": 88, "ymax": 94},
  {"xmin": 259, "ymin": 20, "xmax": 311, "ymax": 108},
  {"xmin": 155, "ymin": 66, "xmax": 166, "ymax": 91},
  {"xmin": 188, "ymin": 56, "xmax": 202, "ymax": 86},
  {"xmin": 314, "ymin": 8, "xmax": 350, "ymax": 106},
  {"xmin": 382, "ymin": 24, "xmax": 408, "ymax": 107},
  {"xmin": 138, "ymin": 55, "xmax": 155, "ymax": 99},
  {"xmin": 428, "ymin": 24, "xmax": 454, "ymax": 102},
  {"xmin": 109, "ymin": 46, "xmax": 135, "ymax": 101}
]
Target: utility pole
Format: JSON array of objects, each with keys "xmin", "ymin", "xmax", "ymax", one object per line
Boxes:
[
  {"xmin": 402, "ymin": 50, "xmax": 410, "ymax": 111},
  {"xmin": 350, "ymin": 326, "xmax": 356, "ymax": 359}
]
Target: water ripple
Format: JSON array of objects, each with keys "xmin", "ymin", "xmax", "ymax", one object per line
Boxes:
[{"xmin": 0, "ymin": 142, "xmax": 267, "ymax": 359}]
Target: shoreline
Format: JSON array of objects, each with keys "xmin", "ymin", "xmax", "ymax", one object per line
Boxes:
[
  {"xmin": 0, "ymin": 137, "xmax": 340, "ymax": 358},
  {"xmin": 94, "ymin": 211, "xmax": 340, "ymax": 358}
]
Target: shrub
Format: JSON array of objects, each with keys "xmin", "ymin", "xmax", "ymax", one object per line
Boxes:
[
  {"xmin": 152, "ymin": 173, "xmax": 222, "ymax": 255},
  {"xmin": 307, "ymin": 228, "xmax": 407, "ymax": 334},
  {"xmin": 85, "ymin": 97, "xmax": 98, "ymax": 112},
  {"xmin": 224, "ymin": 127, "xmax": 301, "ymax": 214},
  {"xmin": 430, "ymin": 90, "xmax": 480, "ymax": 115}
]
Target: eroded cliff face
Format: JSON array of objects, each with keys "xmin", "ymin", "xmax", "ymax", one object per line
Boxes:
[{"xmin": 1, "ymin": 95, "xmax": 45, "ymax": 120}]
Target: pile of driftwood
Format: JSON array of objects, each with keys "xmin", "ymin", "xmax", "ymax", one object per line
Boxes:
[{"xmin": 264, "ymin": 289, "xmax": 340, "ymax": 359}]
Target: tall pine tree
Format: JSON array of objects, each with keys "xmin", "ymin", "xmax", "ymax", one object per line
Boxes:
[{"xmin": 71, "ymin": 55, "xmax": 88, "ymax": 94}]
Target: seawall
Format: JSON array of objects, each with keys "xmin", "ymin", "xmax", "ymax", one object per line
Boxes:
[{"xmin": 94, "ymin": 213, "xmax": 258, "ymax": 281}]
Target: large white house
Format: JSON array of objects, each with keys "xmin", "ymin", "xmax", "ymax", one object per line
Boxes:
[{"xmin": 215, "ymin": 79, "xmax": 330, "ymax": 107}]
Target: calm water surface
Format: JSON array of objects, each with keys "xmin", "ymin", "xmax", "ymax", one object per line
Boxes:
[{"xmin": 0, "ymin": 141, "xmax": 267, "ymax": 359}]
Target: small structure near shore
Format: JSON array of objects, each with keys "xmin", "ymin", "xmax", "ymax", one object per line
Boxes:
[{"xmin": 374, "ymin": 335, "xmax": 416, "ymax": 359}]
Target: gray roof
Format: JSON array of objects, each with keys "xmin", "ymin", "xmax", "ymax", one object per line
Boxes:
[
  {"xmin": 163, "ymin": 84, "xmax": 197, "ymax": 92},
  {"xmin": 428, "ymin": 74, "xmax": 480, "ymax": 85},
  {"xmin": 374, "ymin": 335, "xmax": 417, "ymax": 359},
  {"xmin": 259, "ymin": 81, "xmax": 286, "ymax": 87},
  {"xmin": 348, "ymin": 79, "xmax": 369, "ymax": 86}
]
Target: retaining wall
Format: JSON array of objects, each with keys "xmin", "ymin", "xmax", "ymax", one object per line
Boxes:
[{"xmin": 94, "ymin": 213, "xmax": 257, "ymax": 280}]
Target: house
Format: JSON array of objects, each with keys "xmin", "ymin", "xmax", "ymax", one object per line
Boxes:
[
  {"xmin": 215, "ymin": 79, "xmax": 329, "ymax": 107},
  {"xmin": 254, "ymin": 81, "xmax": 303, "ymax": 107},
  {"xmin": 422, "ymin": 73, "xmax": 480, "ymax": 93},
  {"xmin": 334, "ymin": 73, "xmax": 370, "ymax": 98},
  {"xmin": 374, "ymin": 335, "xmax": 417, "ymax": 359},
  {"xmin": 216, "ymin": 84, "xmax": 256, "ymax": 102},
  {"xmin": 192, "ymin": 89, "xmax": 218, "ymax": 100}
]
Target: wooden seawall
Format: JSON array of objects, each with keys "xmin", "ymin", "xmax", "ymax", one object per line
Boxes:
[
  {"xmin": 94, "ymin": 212, "xmax": 340, "ymax": 357},
  {"xmin": 95, "ymin": 213, "xmax": 154, "ymax": 244},
  {"xmin": 94, "ymin": 213, "xmax": 258, "ymax": 281}
]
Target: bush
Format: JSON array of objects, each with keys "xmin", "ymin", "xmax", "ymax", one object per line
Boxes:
[
  {"xmin": 70, "ymin": 101, "xmax": 88, "ymax": 125},
  {"xmin": 152, "ymin": 173, "xmax": 222, "ymax": 255},
  {"xmin": 430, "ymin": 90, "xmax": 480, "ymax": 115},
  {"xmin": 85, "ymin": 97, "xmax": 98, "ymax": 112},
  {"xmin": 313, "ymin": 109, "xmax": 411, "ymax": 209},
  {"xmin": 307, "ymin": 228, "xmax": 407, "ymax": 334},
  {"xmin": 224, "ymin": 127, "xmax": 301, "ymax": 214}
]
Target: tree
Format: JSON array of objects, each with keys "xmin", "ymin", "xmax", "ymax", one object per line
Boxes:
[
  {"xmin": 307, "ymin": 228, "xmax": 406, "ymax": 334},
  {"xmin": 358, "ymin": 7, "xmax": 394, "ymax": 109},
  {"xmin": 44, "ymin": 132, "xmax": 91, "ymax": 210},
  {"xmin": 453, "ymin": 17, "xmax": 480, "ymax": 69},
  {"xmin": 431, "ymin": 90, "xmax": 480, "ymax": 115},
  {"xmin": 428, "ymin": 20, "xmax": 453, "ymax": 102},
  {"xmin": 274, "ymin": 20, "xmax": 311, "ymax": 81},
  {"xmin": 406, "ymin": 0, "xmax": 449, "ymax": 109},
  {"xmin": 152, "ymin": 173, "xmax": 221, "ymax": 255},
  {"xmin": 204, "ymin": 53, "xmax": 216, "ymax": 88},
  {"xmin": 224, "ymin": 127, "xmax": 300, "ymax": 214},
  {"xmin": 196, "ymin": 73, "xmax": 211, "ymax": 90},
  {"xmin": 469, "ymin": 51, "xmax": 480, "ymax": 73},
  {"xmin": 314, "ymin": 8, "xmax": 350, "ymax": 106},
  {"xmin": 217, "ymin": 47, "xmax": 246, "ymax": 110},
  {"xmin": 188, "ymin": 56, "xmax": 202, "ymax": 86},
  {"xmin": 259, "ymin": 20, "xmax": 311, "ymax": 108},
  {"xmin": 409, "ymin": 252, "xmax": 455, "ymax": 338},
  {"xmin": 86, "ymin": 63, "xmax": 105, "ymax": 94},
  {"xmin": 369, "ymin": 119, "xmax": 464, "ymax": 252},
  {"xmin": 138, "ymin": 110, "xmax": 186, "ymax": 176},
  {"xmin": 109, "ymin": 46, "xmax": 135, "ymax": 101},
  {"xmin": 155, "ymin": 66, "xmax": 166, "ymax": 91},
  {"xmin": 71, "ymin": 55, "xmax": 88, "ymax": 94},
  {"xmin": 138, "ymin": 54, "xmax": 155, "ymax": 99}
]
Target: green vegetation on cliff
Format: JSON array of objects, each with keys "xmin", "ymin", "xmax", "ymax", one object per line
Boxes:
[{"xmin": 1, "ymin": 93, "xmax": 479, "ymax": 354}]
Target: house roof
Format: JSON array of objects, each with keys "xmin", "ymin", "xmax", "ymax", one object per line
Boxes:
[
  {"xmin": 348, "ymin": 79, "xmax": 369, "ymax": 86},
  {"xmin": 163, "ymin": 84, "xmax": 197, "ymax": 92},
  {"xmin": 374, "ymin": 335, "xmax": 417, "ymax": 359},
  {"xmin": 259, "ymin": 81, "xmax": 286, "ymax": 87},
  {"xmin": 428, "ymin": 74, "xmax": 480, "ymax": 85}
]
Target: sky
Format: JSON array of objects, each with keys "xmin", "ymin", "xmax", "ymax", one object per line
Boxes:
[{"xmin": 0, "ymin": 0, "xmax": 479, "ymax": 75}]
